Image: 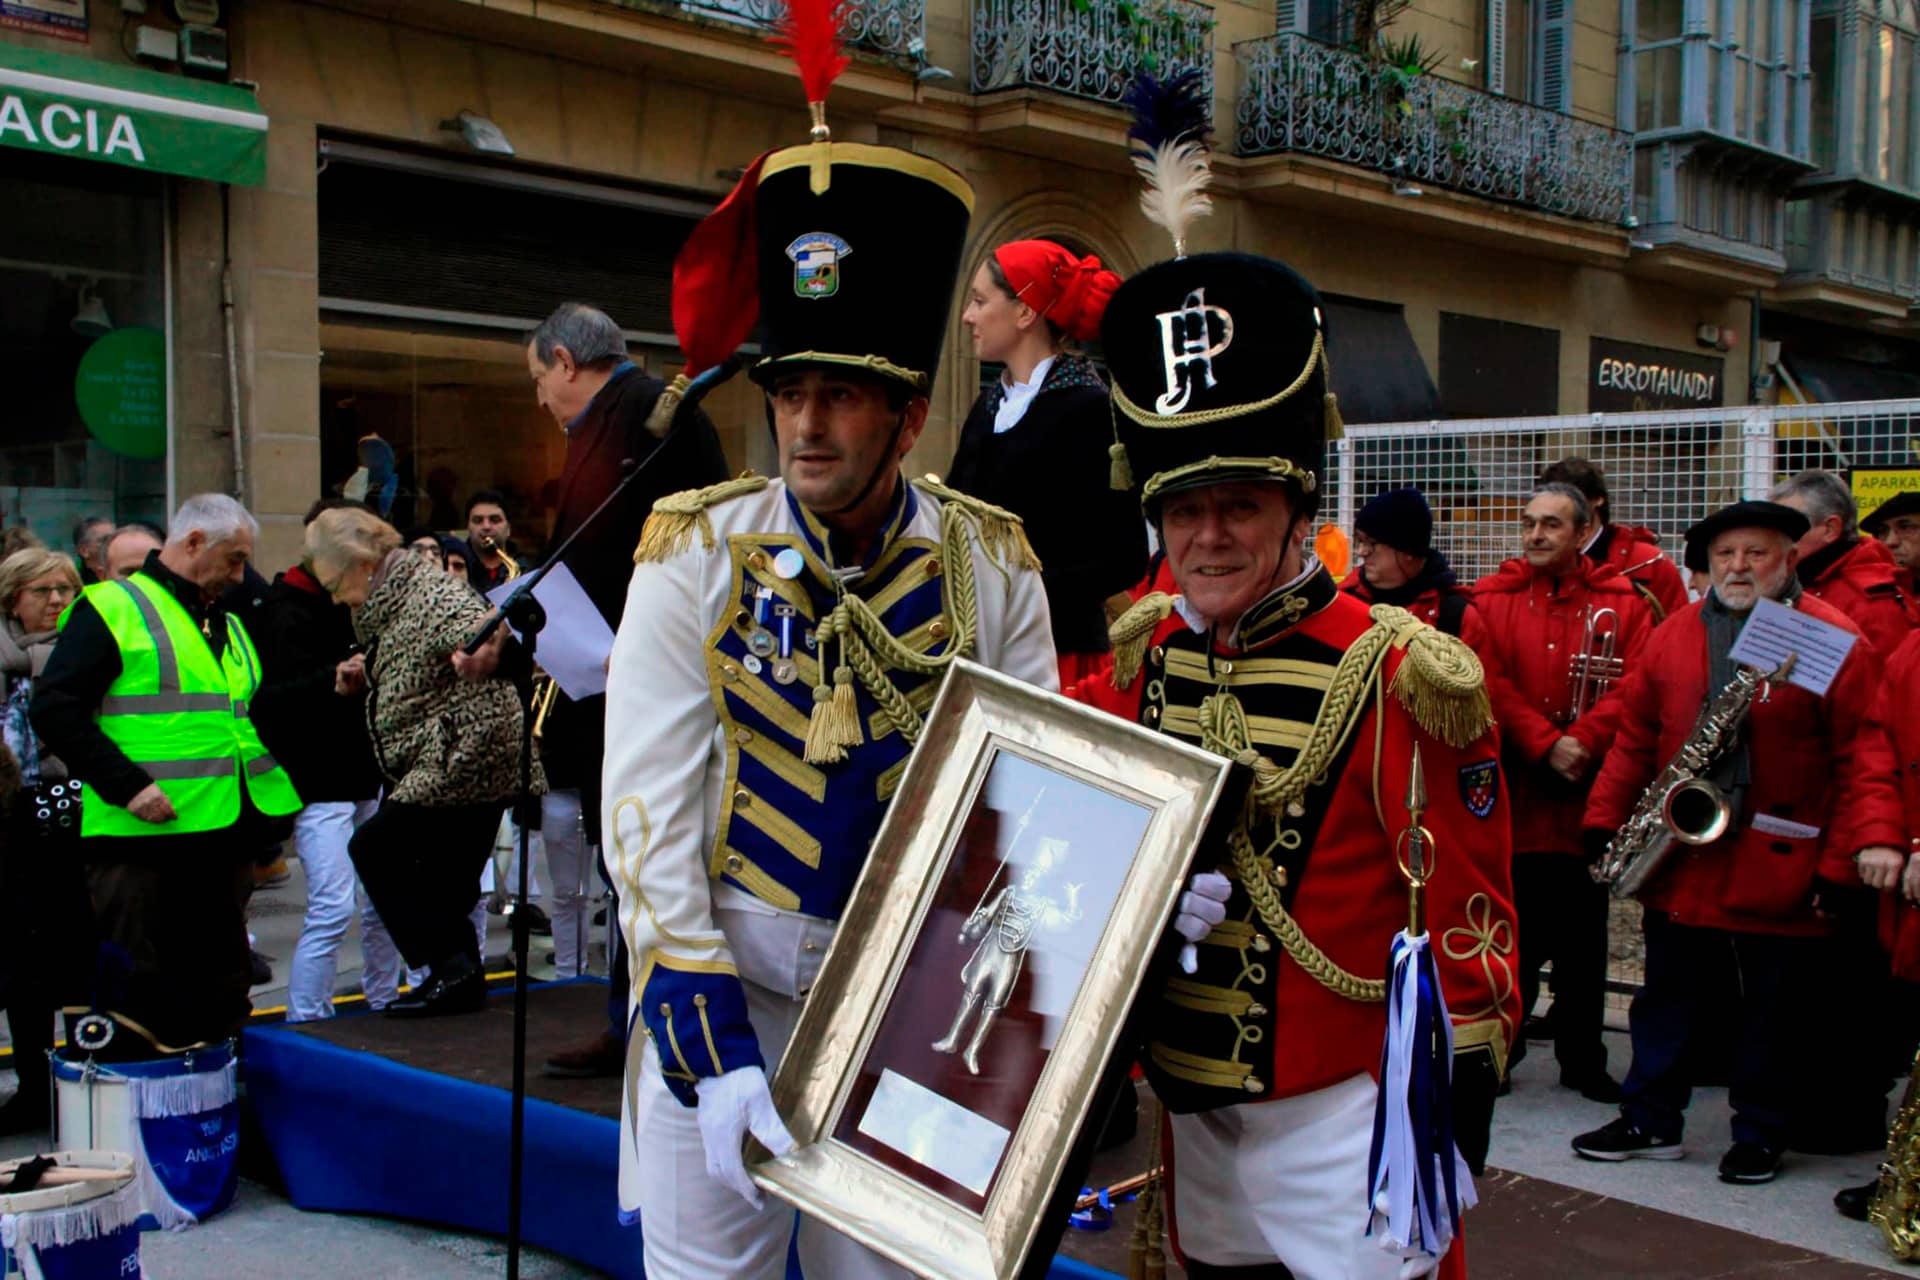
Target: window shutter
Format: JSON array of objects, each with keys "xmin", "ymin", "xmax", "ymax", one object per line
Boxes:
[
  {"xmin": 1276, "ymin": 1, "xmax": 1303, "ymax": 34},
  {"xmin": 1486, "ymin": 0, "xmax": 1508, "ymax": 95},
  {"xmin": 1535, "ymin": 0, "xmax": 1573, "ymax": 112}
]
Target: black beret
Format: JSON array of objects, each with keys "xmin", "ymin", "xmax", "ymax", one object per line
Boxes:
[
  {"xmin": 1683, "ymin": 500, "xmax": 1810, "ymax": 562},
  {"xmin": 1863, "ymin": 491, "xmax": 1920, "ymax": 536}
]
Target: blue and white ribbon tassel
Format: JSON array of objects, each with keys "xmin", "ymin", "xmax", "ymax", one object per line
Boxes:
[{"xmin": 1366, "ymin": 928, "xmax": 1475, "ymax": 1260}]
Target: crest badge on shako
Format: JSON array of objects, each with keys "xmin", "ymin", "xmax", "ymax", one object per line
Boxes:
[
  {"xmin": 787, "ymin": 233, "xmax": 851, "ymax": 300},
  {"xmin": 1458, "ymin": 759, "xmax": 1499, "ymax": 819}
]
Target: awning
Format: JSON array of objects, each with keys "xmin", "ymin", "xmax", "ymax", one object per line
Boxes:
[
  {"xmin": 0, "ymin": 43, "xmax": 266, "ymax": 186},
  {"xmin": 1321, "ymin": 297, "xmax": 1440, "ymax": 425}
]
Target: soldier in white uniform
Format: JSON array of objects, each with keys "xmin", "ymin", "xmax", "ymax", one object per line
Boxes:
[{"xmin": 600, "ymin": 55, "xmax": 1058, "ymax": 1279}]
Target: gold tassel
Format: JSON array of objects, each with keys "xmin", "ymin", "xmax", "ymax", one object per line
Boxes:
[
  {"xmin": 803, "ymin": 680, "xmax": 848, "ymax": 766},
  {"xmin": 633, "ymin": 474, "xmax": 769, "ymax": 564},
  {"xmin": 1110, "ymin": 441, "xmax": 1135, "ymax": 491},
  {"xmin": 828, "ymin": 665, "xmax": 862, "ymax": 749},
  {"xmin": 914, "ymin": 476, "xmax": 1042, "ymax": 572},
  {"xmin": 1324, "ymin": 390, "xmax": 1345, "ymax": 441},
  {"xmin": 643, "ymin": 372, "xmax": 691, "ymax": 438},
  {"xmin": 1383, "ymin": 619, "xmax": 1495, "ymax": 749},
  {"xmin": 1108, "ymin": 592, "xmax": 1175, "ymax": 691}
]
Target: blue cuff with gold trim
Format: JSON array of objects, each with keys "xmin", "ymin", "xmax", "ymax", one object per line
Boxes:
[{"xmin": 638, "ymin": 957, "xmax": 764, "ymax": 1107}]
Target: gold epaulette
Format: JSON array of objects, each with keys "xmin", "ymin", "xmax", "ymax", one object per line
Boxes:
[
  {"xmin": 1368, "ymin": 603, "xmax": 1494, "ymax": 748},
  {"xmin": 633, "ymin": 474, "xmax": 770, "ymax": 564},
  {"xmin": 1109, "ymin": 592, "xmax": 1176, "ymax": 692},
  {"xmin": 914, "ymin": 475, "xmax": 1042, "ymax": 574}
]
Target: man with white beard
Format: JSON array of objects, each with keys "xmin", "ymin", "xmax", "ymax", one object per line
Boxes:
[{"xmin": 1572, "ymin": 500, "xmax": 1904, "ymax": 1186}]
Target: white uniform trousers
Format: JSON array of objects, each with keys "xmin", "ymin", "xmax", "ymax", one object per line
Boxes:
[
  {"xmin": 627, "ymin": 890, "xmax": 913, "ymax": 1280},
  {"xmin": 541, "ymin": 788, "xmax": 591, "ymax": 977},
  {"xmin": 1167, "ymin": 1072, "xmax": 1428, "ymax": 1280}
]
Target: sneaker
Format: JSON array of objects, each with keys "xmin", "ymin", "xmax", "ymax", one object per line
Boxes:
[
  {"xmin": 1571, "ymin": 1116, "xmax": 1683, "ymax": 1162},
  {"xmin": 1718, "ymin": 1141, "xmax": 1784, "ymax": 1184}
]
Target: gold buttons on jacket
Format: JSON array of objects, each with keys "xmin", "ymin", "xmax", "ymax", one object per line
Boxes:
[
  {"xmin": 1250, "ymin": 934, "xmax": 1272, "ymax": 953},
  {"xmin": 1243, "ymin": 1076, "xmax": 1265, "ymax": 1093},
  {"xmin": 1247, "ymin": 1002, "xmax": 1269, "ymax": 1018},
  {"xmin": 693, "ymin": 994, "xmax": 708, "ymax": 1008},
  {"xmin": 1144, "ymin": 706, "xmax": 1161, "ymax": 724},
  {"xmin": 724, "ymin": 854, "xmax": 744, "ymax": 874},
  {"xmin": 734, "ymin": 728, "xmax": 753, "ymax": 745},
  {"xmin": 734, "ymin": 789, "xmax": 751, "ymax": 807},
  {"xmin": 734, "ymin": 609, "xmax": 752, "ymax": 630},
  {"xmin": 925, "ymin": 559, "xmax": 942, "ymax": 579},
  {"xmin": 721, "ymin": 664, "xmax": 740, "ymax": 682},
  {"xmin": 1149, "ymin": 646, "xmax": 1165, "ymax": 667},
  {"xmin": 928, "ymin": 618, "xmax": 949, "ymax": 640},
  {"xmin": 748, "ymin": 551, "xmax": 768, "ymax": 571}
]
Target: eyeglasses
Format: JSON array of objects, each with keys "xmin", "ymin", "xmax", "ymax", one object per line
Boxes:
[
  {"xmin": 22, "ymin": 585, "xmax": 76, "ymax": 600},
  {"xmin": 1351, "ymin": 536, "xmax": 1378, "ymax": 558}
]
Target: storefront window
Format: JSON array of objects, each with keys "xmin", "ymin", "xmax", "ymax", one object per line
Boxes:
[{"xmin": 0, "ymin": 153, "xmax": 168, "ymax": 548}]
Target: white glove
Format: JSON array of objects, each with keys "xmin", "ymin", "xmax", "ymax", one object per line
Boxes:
[
  {"xmin": 1371, "ymin": 1191, "xmax": 1452, "ymax": 1279},
  {"xmin": 1174, "ymin": 871, "xmax": 1232, "ymax": 974},
  {"xmin": 694, "ymin": 1065, "xmax": 797, "ymax": 1207}
]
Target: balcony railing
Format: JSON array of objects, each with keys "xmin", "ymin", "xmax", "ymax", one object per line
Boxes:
[
  {"xmin": 971, "ymin": 0, "xmax": 1214, "ymax": 109},
  {"xmin": 676, "ymin": 0, "xmax": 924, "ymax": 58},
  {"xmin": 1234, "ymin": 33, "xmax": 1633, "ymax": 226}
]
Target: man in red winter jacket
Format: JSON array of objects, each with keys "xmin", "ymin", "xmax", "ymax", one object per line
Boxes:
[
  {"xmin": 1473, "ymin": 482, "xmax": 1657, "ymax": 1102},
  {"xmin": 1862, "ymin": 489, "xmax": 1920, "ymax": 626},
  {"xmin": 1339, "ymin": 485, "xmax": 1484, "ymax": 645},
  {"xmin": 1538, "ymin": 457, "xmax": 1690, "ymax": 622},
  {"xmin": 1772, "ymin": 468, "xmax": 1914, "ymax": 657},
  {"xmin": 1572, "ymin": 500, "xmax": 1904, "ymax": 1186}
]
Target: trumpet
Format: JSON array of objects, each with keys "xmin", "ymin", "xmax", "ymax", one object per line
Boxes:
[
  {"xmin": 1566, "ymin": 606, "xmax": 1623, "ymax": 722},
  {"xmin": 480, "ymin": 535, "xmax": 520, "ymax": 580},
  {"xmin": 531, "ymin": 672, "xmax": 561, "ymax": 739}
]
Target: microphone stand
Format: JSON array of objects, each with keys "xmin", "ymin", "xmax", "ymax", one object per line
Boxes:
[{"xmin": 497, "ymin": 357, "xmax": 739, "ymax": 1280}]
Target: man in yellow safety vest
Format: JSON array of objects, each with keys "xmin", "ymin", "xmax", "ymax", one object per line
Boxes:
[{"xmin": 31, "ymin": 493, "xmax": 302, "ymax": 1060}]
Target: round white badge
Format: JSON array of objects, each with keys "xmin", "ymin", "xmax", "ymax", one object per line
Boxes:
[{"xmin": 773, "ymin": 548, "xmax": 805, "ymax": 580}]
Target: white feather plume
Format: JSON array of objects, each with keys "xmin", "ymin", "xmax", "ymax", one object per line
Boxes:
[{"xmin": 1132, "ymin": 139, "xmax": 1213, "ymax": 257}]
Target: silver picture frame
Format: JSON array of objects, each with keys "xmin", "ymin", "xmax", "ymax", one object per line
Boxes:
[{"xmin": 752, "ymin": 658, "xmax": 1237, "ymax": 1280}]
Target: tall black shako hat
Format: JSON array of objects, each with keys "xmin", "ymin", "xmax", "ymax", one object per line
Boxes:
[
  {"xmin": 1102, "ymin": 73, "xmax": 1341, "ymax": 511},
  {"xmin": 650, "ymin": 0, "xmax": 972, "ymax": 415}
]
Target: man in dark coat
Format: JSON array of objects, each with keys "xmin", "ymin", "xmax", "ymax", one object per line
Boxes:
[
  {"xmin": 1337, "ymin": 485, "xmax": 1482, "ymax": 643},
  {"xmin": 523, "ymin": 302, "xmax": 729, "ymax": 1077}
]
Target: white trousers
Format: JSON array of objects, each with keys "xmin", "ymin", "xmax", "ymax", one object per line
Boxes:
[
  {"xmin": 627, "ymin": 899, "xmax": 910, "ymax": 1280},
  {"xmin": 1167, "ymin": 1072, "xmax": 1421, "ymax": 1280},
  {"xmin": 541, "ymin": 788, "xmax": 592, "ymax": 977},
  {"xmin": 287, "ymin": 799, "xmax": 384, "ymax": 1022}
]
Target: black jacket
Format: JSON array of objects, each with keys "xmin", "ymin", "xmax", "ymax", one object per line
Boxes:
[
  {"xmin": 946, "ymin": 359, "xmax": 1147, "ymax": 655},
  {"xmin": 249, "ymin": 565, "xmax": 382, "ymax": 803},
  {"xmin": 31, "ymin": 550, "xmax": 259, "ymax": 861},
  {"xmin": 540, "ymin": 363, "xmax": 729, "ymax": 795}
]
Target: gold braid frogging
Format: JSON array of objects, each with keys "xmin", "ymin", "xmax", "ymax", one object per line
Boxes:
[{"xmin": 1194, "ymin": 623, "xmax": 1399, "ymax": 1005}]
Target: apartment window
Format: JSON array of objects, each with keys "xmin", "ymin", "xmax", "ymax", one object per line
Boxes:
[
  {"xmin": 1624, "ymin": 0, "xmax": 1808, "ymax": 157},
  {"xmin": 1635, "ymin": 0, "xmax": 1686, "ymax": 128}
]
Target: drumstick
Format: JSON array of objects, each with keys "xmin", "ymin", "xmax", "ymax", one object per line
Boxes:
[{"xmin": 1074, "ymin": 1167, "xmax": 1161, "ymax": 1210}]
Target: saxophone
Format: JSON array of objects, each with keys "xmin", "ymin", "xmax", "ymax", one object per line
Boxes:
[
  {"xmin": 1873, "ymin": 1048, "xmax": 1920, "ymax": 1260},
  {"xmin": 1589, "ymin": 656, "xmax": 1794, "ymax": 899}
]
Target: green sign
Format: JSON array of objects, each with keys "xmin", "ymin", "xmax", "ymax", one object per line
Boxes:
[
  {"xmin": 0, "ymin": 42, "xmax": 265, "ymax": 186},
  {"xmin": 75, "ymin": 327, "xmax": 167, "ymax": 460}
]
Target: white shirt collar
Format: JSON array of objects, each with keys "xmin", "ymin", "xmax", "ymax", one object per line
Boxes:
[
  {"xmin": 1580, "ymin": 523, "xmax": 1604, "ymax": 554},
  {"xmin": 1174, "ymin": 555, "xmax": 1323, "ymax": 642},
  {"xmin": 991, "ymin": 356, "xmax": 1056, "ymax": 435}
]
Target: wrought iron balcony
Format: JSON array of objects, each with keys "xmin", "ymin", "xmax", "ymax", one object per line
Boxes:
[
  {"xmin": 1234, "ymin": 33, "xmax": 1633, "ymax": 226},
  {"xmin": 971, "ymin": 0, "xmax": 1214, "ymax": 108},
  {"xmin": 675, "ymin": 0, "xmax": 925, "ymax": 58}
]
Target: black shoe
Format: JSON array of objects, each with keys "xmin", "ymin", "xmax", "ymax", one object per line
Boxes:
[
  {"xmin": 592, "ymin": 905, "xmax": 607, "ymax": 926},
  {"xmin": 1524, "ymin": 1013, "xmax": 1556, "ymax": 1041},
  {"xmin": 249, "ymin": 950, "xmax": 273, "ymax": 985},
  {"xmin": 1790, "ymin": 1120, "xmax": 1888, "ymax": 1156},
  {"xmin": 1835, "ymin": 1180, "xmax": 1879, "ymax": 1221},
  {"xmin": 1718, "ymin": 1141, "xmax": 1784, "ymax": 1184},
  {"xmin": 1559, "ymin": 1069, "xmax": 1624, "ymax": 1104},
  {"xmin": 1572, "ymin": 1116, "xmax": 1684, "ymax": 1162},
  {"xmin": 387, "ymin": 961, "xmax": 487, "ymax": 1019},
  {"xmin": 0, "ymin": 1089, "xmax": 51, "ymax": 1137},
  {"xmin": 519, "ymin": 904, "xmax": 552, "ymax": 937}
]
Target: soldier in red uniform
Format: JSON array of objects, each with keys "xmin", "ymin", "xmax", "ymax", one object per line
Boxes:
[
  {"xmin": 1073, "ymin": 247, "xmax": 1518, "ymax": 1279},
  {"xmin": 1772, "ymin": 468, "xmax": 1914, "ymax": 657},
  {"xmin": 1471, "ymin": 482, "xmax": 1656, "ymax": 1102},
  {"xmin": 1339, "ymin": 486, "xmax": 1483, "ymax": 644},
  {"xmin": 1572, "ymin": 500, "xmax": 1904, "ymax": 1185},
  {"xmin": 1537, "ymin": 457, "xmax": 1689, "ymax": 622}
]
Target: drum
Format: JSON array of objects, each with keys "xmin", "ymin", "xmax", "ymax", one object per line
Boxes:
[
  {"xmin": 50, "ymin": 1044, "xmax": 238, "ymax": 1232},
  {"xmin": 0, "ymin": 1152, "xmax": 141, "ymax": 1280}
]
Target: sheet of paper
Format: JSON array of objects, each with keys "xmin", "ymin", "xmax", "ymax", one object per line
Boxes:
[
  {"xmin": 1725, "ymin": 596, "xmax": 1857, "ymax": 698},
  {"xmin": 486, "ymin": 562, "xmax": 614, "ymax": 701},
  {"xmin": 856, "ymin": 1068, "xmax": 1011, "ymax": 1196}
]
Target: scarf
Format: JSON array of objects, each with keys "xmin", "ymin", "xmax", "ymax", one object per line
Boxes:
[{"xmin": 1699, "ymin": 577, "xmax": 1803, "ymax": 807}]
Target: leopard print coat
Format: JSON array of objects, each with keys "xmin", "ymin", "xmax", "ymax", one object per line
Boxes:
[{"xmin": 356, "ymin": 551, "xmax": 545, "ymax": 806}]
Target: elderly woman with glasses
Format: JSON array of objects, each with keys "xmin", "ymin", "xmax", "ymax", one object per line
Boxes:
[
  {"xmin": 0, "ymin": 547, "xmax": 83, "ymax": 1133},
  {"xmin": 305, "ymin": 507, "xmax": 541, "ymax": 1017}
]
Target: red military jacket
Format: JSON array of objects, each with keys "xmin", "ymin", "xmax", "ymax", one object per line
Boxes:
[
  {"xmin": 1471, "ymin": 557, "xmax": 1657, "ymax": 856},
  {"xmin": 1072, "ymin": 571, "xmax": 1521, "ymax": 1107},
  {"xmin": 1878, "ymin": 631, "xmax": 1920, "ymax": 980},
  {"xmin": 1593, "ymin": 523, "xmax": 1689, "ymax": 623},
  {"xmin": 1338, "ymin": 567, "xmax": 1487, "ymax": 649},
  {"xmin": 1584, "ymin": 592, "xmax": 1903, "ymax": 936},
  {"xmin": 1801, "ymin": 536, "xmax": 1914, "ymax": 658}
]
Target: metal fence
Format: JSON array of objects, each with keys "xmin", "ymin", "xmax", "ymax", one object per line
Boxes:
[
  {"xmin": 1233, "ymin": 32, "xmax": 1634, "ymax": 226},
  {"xmin": 971, "ymin": 0, "xmax": 1214, "ymax": 107},
  {"xmin": 1331, "ymin": 398, "xmax": 1920, "ymax": 583},
  {"xmin": 679, "ymin": 0, "xmax": 925, "ymax": 56}
]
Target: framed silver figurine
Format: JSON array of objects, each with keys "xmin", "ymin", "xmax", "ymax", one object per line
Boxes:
[{"xmin": 752, "ymin": 659, "xmax": 1237, "ymax": 1280}]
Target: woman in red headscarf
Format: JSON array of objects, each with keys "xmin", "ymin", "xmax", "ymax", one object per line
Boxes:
[{"xmin": 947, "ymin": 239, "xmax": 1148, "ymax": 686}]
